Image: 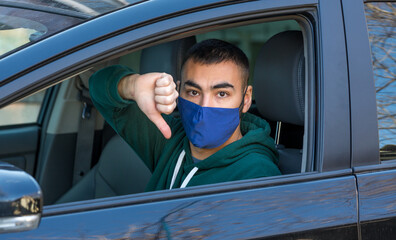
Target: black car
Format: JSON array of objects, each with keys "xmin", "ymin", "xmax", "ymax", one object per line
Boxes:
[{"xmin": 0, "ymin": 0, "xmax": 395, "ymax": 239}]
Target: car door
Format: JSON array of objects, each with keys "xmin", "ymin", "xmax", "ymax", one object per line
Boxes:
[
  {"xmin": 0, "ymin": 0, "xmax": 360, "ymax": 239},
  {"xmin": 344, "ymin": 1, "xmax": 396, "ymax": 239}
]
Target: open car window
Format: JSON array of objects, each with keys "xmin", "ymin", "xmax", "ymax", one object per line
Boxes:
[{"xmin": 29, "ymin": 17, "xmax": 313, "ymax": 206}]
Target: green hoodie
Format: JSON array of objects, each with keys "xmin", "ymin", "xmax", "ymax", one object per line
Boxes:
[{"xmin": 89, "ymin": 65, "xmax": 281, "ymax": 191}]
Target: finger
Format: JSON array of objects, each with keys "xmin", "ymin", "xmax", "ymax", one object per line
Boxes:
[
  {"xmin": 155, "ymin": 95, "xmax": 176, "ymax": 105},
  {"xmin": 156, "ymin": 74, "xmax": 173, "ymax": 87},
  {"xmin": 155, "ymin": 90, "xmax": 178, "ymax": 104},
  {"xmin": 155, "ymin": 85, "xmax": 175, "ymax": 96},
  {"xmin": 157, "ymin": 102, "xmax": 177, "ymax": 115},
  {"xmin": 147, "ymin": 111, "xmax": 172, "ymax": 139}
]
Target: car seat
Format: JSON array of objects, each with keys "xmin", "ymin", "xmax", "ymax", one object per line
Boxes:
[
  {"xmin": 56, "ymin": 36, "xmax": 196, "ymax": 204},
  {"xmin": 140, "ymin": 36, "xmax": 196, "ymax": 82},
  {"xmin": 253, "ymin": 30, "xmax": 305, "ymax": 174},
  {"xmin": 56, "ymin": 135, "xmax": 151, "ymax": 203}
]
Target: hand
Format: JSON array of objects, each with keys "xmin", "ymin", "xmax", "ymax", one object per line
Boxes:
[{"xmin": 118, "ymin": 73, "xmax": 178, "ymax": 139}]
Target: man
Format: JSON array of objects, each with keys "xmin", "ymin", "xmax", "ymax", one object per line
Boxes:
[{"xmin": 89, "ymin": 39, "xmax": 281, "ymax": 191}]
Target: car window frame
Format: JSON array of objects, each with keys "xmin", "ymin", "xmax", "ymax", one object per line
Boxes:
[{"xmin": 341, "ymin": 0, "xmax": 382, "ymax": 169}]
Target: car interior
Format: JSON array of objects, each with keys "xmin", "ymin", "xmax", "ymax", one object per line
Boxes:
[{"xmin": 0, "ymin": 19, "xmax": 309, "ymax": 205}]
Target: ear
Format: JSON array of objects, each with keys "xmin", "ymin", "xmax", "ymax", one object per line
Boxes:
[
  {"xmin": 242, "ymin": 85, "xmax": 253, "ymax": 113},
  {"xmin": 176, "ymin": 80, "xmax": 181, "ymax": 92}
]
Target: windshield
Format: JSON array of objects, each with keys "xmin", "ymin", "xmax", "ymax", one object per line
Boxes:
[
  {"xmin": 0, "ymin": 0, "xmax": 140, "ymax": 57},
  {"xmin": 10, "ymin": 0, "xmax": 140, "ymax": 16}
]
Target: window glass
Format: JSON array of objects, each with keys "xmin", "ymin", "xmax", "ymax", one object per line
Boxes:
[
  {"xmin": 0, "ymin": 90, "xmax": 46, "ymax": 126},
  {"xmin": 11, "ymin": 0, "xmax": 141, "ymax": 16},
  {"xmin": 364, "ymin": 2, "xmax": 396, "ymax": 160},
  {"xmin": 0, "ymin": 1, "xmax": 142, "ymax": 57},
  {"xmin": 0, "ymin": 6, "xmax": 83, "ymax": 57},
  {"xmin": 0, "ymin": 14, "xmax": 47, "ymax": 55}
]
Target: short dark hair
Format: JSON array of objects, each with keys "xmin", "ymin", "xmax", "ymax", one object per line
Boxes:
[{"xmin": 181, "ymin": 39, "xmax": 249, "ymax": 90}]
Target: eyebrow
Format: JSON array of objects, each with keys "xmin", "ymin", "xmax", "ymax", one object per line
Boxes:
[
  {"xmin": 212, "ymin": 82, "xmax": 234, "ymax": 89},
  {"xmin": 184, "ymin": 80, "xmax": 202, "ymax": 90},
  {"xmin": 183, "ymin": 80, "xmax": 234, "ymax": 90}
]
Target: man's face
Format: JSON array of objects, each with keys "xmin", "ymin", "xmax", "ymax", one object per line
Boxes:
[{"xmin": 180, "ymin": 59, "xmax": 247, "ymax": 109}]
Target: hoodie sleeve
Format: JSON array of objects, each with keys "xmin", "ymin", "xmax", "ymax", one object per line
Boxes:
[{"xmin": 89, "ymin": 65, "xmax": 171, "ymax": 172}]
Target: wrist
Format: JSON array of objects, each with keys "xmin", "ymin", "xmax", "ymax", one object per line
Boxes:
[{"xmin": 118, "ymin": 74, "xmax": 139, "ymax": 100}]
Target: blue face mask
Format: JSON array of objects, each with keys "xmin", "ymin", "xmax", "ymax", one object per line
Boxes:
[{"xmin": 178, "ymin": 97, "xmax": 240, "ymax": 149}]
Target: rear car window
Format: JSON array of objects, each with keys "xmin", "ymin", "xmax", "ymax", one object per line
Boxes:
[
  {"xmin": 0, "ymin": 89, "xmax": 46, "ymax": 126},
  {"xmin": 364, "ymin": 2, "xmax": 396, "ymax": 160}
]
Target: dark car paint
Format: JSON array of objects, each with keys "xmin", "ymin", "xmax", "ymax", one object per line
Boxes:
[
  {"xmin": 0, "ymin": 0, "xmax": 392, "ymax": 239},
  {"xmin": 2, "ymin": 172, "xmax": 358, "ymax": 239},
  {"xmin": 341, "ymin": 0, "xmax": 380, "ymax": 168}
]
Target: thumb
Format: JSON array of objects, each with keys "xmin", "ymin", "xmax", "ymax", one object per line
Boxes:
[{"xmin": 147, "ymin": 111, "xmax": 172, "ymax": 139}]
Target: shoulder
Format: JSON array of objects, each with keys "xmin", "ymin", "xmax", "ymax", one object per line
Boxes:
[
  {"xmin": 234, "ymin": 152, "xmax": 282, "ymax": 177},
  {"xmin": 240, "ymin": 112, "xmax": 271, "ymax": 136}
]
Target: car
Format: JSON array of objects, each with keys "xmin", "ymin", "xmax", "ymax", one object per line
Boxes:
[{"xmin": 0, "ymin": 0, "xmax": 395, "ymax": 239}]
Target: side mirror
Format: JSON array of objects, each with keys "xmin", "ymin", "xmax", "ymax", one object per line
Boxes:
[{"xmin": 0, "ymin": 162, "xmax": 42, "ymax": 233}]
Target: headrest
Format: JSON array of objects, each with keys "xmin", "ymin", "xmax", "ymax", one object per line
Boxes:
[
  {"xmin": 140, "ymin": 36, "xmax": 196, "ymax": 82},
  {"xmin": 253, "ymin": 31, "xmax": 305, "ymax": 126}
]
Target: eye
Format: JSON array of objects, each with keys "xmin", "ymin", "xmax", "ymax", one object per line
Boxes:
[
  {"xmin": 188, "ymin": 90, "xmax": 199, "ymax": 96},
  {"xmin": 217, "ymin": 91, "xmax": 228, "ymax": 98}
]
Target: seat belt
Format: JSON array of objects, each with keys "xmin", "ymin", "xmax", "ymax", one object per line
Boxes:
[{"xmin": 72, "ymin": 76, "xmax": 97, "ymax": 185}]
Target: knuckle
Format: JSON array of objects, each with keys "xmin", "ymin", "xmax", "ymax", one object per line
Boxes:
[
  {"xmin": 168, "ymin": 96, "xmax": 175, "ymax": 104},
  {"xmin": 164, "ymin": 87, "xmax": 172, "ymax": 95},
  {"xmin": 156, "ymin": 103, "xmax": 163, "ymax": 112},
  {"xmin": 156, "ymin": 96, "xmax": 164, "ymax": 104},
  {"xmin": 156, "ymin": 104, "xmax": 168, "ymax": 113},
  {"xmin": 155, "ymin": 78, "xmax": 162, "ymax": 86},
  {"xmin": 163, "ymin": 105, "xmax": 172, "ymax": 114},
  {"xmin": 158, "ymin": 105, "xmax": 167, "ymax": 114},
  {"xmin": 167, "ymin": 75, "xmax": 173, "ymax": 82},
  {"xmin": 157, "ymin": 77, "xmax": 167, "ymax": 86},
  {"xmin": 163, "ymin": 96, "xmax": 171, "ymax": 104},
  {"xmin": 167, "ymin": 104, "xmax": 175, "ymax": 113}
]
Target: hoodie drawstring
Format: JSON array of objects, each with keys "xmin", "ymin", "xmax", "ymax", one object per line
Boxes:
[{"xmin": 169, "ymin": 150, "xmax": 198, "ymax": 189}]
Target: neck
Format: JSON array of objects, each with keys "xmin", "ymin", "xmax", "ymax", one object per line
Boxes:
[{"xmin": 190, "ymin": 125, "xmax": 243, "ymax": 160}]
